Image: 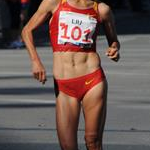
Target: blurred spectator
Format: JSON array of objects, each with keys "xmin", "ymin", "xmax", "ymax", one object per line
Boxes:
[
  {"xmin": 20, "ymin": 0, "xmax": 29, "ymax": 25},
  {"xmin": 0, "ymin": 0, "xmax": 11, "ymax": 47},
  {"xmin": 5, "ymin": 0, "xmax": 42, "ymax": 48},
  {"xmin": 5, "ymin": 0, "xmax": 29, "ymax": 49}
]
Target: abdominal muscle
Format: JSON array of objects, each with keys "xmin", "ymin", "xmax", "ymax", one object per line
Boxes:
[{"xmin": 53, "ymin": 51, "xmax": 101, "ymax": 79}]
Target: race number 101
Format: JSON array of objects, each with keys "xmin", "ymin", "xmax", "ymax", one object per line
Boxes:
[{"xmin": 60, "ymin": 23, "xmax": 92, "ymax": 43}]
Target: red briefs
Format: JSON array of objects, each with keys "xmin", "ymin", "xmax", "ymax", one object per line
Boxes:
[{"xmin": 54, "ymin": 68, "xmax": 105, "ymax": 100}]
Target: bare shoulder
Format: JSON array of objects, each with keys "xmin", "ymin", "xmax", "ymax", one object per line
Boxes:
[
  {"xmin": 37, "ymin": 0, "xmax": 61, "ymax": 13},
  {"xmin": 97, "ymin": 2, "xmax": 112, "ymax": 21}
]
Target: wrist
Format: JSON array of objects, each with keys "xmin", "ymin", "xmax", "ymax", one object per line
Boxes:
[{"xmin": 31, "ymin": 57, "xmax": 41, "ymax": 63}]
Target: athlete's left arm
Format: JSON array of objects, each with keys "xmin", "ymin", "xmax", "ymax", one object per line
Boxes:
[{"xmin": 98, "ymin": 3, "xmax": 120, "ymax": 62}]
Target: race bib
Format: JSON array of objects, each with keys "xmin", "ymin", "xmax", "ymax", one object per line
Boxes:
[{"xmin": 58, "ymin": 11, "xmax": 97, "ymax": 47}]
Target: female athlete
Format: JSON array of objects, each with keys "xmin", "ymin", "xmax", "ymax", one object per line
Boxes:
[{"xmin": 22, "ymin": 0, "xmax": 120, "ymax": 150}]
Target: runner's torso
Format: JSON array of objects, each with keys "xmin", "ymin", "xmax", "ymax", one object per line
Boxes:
[{"xmin": 49, "ymin": 0, "xmax": 102, "ymax": 79}]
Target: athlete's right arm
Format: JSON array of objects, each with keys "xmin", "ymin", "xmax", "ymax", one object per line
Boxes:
[{"xmin": 21, "ymin": 0, "xmax": 58, "ymax": 84}]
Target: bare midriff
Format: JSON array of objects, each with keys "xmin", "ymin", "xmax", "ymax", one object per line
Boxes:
[{"xmin": 53, "ymin": 51, "xmax": 101, "ymax": 79}]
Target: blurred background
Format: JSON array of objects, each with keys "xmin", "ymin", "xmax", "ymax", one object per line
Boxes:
[{"xmin": 0, "ymin": 0, "xmax": 150, "ymax": 49}]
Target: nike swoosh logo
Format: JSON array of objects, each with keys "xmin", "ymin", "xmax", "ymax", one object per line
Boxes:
[{"xmin": 85, "ymin": 79, "xmax": 94, "ymax": 85}]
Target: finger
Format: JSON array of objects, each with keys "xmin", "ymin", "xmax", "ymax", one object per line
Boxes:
[
  {"xmin": 42, "ymin": 79, "xmax": 47, "ymax": 84},
  {"xmin": 105, "ymin": 48, "xmax": 111, "ymax": 56},
  {"xmin": 108, "ymin": 54, "xmax": 118, "ymax": 59},
  {"xmin": 106, "ymin": 49, "xmax": 115, "ymax": 56},
  {"xmin": 42, "ymin": 71, "xmax": 47, "ymax": 84},
  {"xmin": 38, "ymin": 71, "xmax": 46, "ymax": 84},
  {"xmin": 33, "ymin": 72, "xmax": 38, "ymax": 79},
  {"xmin": 109, "ymin": 48, "xmax": 118, "ymax": 56},
  {"xmin": 39, "ymin": 71, "xmax": 43, "ymax": 82},
  {"xmin": 109, "ymin": 53, "xmax": 120, "ymax": 62}
]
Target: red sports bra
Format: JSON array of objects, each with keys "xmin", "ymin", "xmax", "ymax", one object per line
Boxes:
[{"xmin": 49, "ymin": 0, "xmax": 101, "ymax": 52}]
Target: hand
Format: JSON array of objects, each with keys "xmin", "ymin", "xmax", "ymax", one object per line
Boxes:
[
  {"xmin": 105, "ymin": 46, "xmax": 120, "ymax": 62},
  {"xmin": 32, "ymin": 60, "xmax": 47, "ymax": 84}
]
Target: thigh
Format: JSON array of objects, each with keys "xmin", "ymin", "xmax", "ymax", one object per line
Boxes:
[
  {"xmin": 56, "ymin": 92, "xmax": 81, "ymax": 147},
  {"xmin": 82, "ymin": 79, "xmax": 108, "ymax": 138}
]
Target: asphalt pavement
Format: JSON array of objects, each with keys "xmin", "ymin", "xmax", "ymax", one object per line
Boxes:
[
  {"xmin": 0, "ymin": 33, "xmax": 150, "ymax": 150},
  {"xmin": 0, "ymin": 9, "xmax": 150, "ymax": 150}
]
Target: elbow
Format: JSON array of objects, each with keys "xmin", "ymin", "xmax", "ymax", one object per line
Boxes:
[
  {"xmin": 21, "ymin": 25, "xmax": 32, "ymax": 42},
  {"xmin": 21, "ymin": 26, "xmax": 27, "ymax": 41},
  {"xmin": 21, "ymin": 28, "xmax": 25, "ymax": 41}
]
